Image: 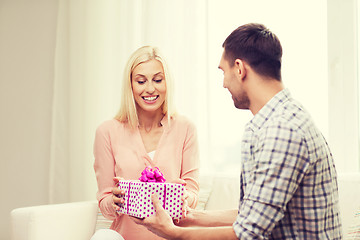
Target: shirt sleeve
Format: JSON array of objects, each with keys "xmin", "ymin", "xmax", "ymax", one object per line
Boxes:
[
  {"xmin": 233, "ymin": 121, "xmax": 310, "ymax": 239},
  {"xmin": 181, "ymin": 120, "xmax": 200, "ymax": 208},
  {"xmin": 93, "ymin": 122, "xmax": 117, "ymax": 220}
]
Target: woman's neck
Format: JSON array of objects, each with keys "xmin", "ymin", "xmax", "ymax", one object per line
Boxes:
[{"xmin": 137, "ymin": 110, "xmax": 165, "ymax": 132}]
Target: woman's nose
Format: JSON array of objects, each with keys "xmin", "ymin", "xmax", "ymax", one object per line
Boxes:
[{"xmin": 145, "ymin": 81, "xmax": 155, "ymax": 93}]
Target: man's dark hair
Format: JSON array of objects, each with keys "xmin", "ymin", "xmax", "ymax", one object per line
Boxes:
[{"xmin": 222, "ymin": 23, "xmax": 282, "ymax": 80}]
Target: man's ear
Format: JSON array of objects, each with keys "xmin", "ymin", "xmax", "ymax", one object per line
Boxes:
[{"xmin": 234, "ymin": 59, "xmax": 247, "ymax": 81}]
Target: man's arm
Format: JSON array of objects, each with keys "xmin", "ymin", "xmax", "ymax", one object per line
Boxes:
[
  {"xmin": 177, "ymin": 208, "xmax": 238, "ymax": 227},
  {"xmin": 132, "ymin": 194, "xmax": 238, "ymax": 240},
  {"xmin": 172, "ymin": 226, "xmax": 237, "ymax": 240}
]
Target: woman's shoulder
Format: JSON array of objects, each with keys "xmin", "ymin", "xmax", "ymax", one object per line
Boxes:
[
  {"xmin": 96, "ymin": 119, "xmax": 125, "ymax": 133},
  {"xmin": 170, "ymin": 114, "xmax": 196, "ymax": 130}
]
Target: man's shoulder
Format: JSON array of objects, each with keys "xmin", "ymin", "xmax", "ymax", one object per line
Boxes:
[{"xmin": 265, "ymin": 99, "xmax": 314, "ymax": 134}]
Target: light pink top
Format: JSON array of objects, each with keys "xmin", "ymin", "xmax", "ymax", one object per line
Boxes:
[{"xmin": 93, "ymin": 115, "xmax": 200, "ymax": 240}]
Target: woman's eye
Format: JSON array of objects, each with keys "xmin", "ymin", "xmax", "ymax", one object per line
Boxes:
[
  {"xmin": 153, "ymin": 79, "xmax": 163, "ymax": 83},
  {"xmin": 137, "ymin": 80, "xmax": 146, "ymax": 84}
]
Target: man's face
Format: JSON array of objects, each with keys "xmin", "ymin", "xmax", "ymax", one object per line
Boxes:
[{"xmin": 218, "ymin": 51, "xmax": 250, "ymax": 110}]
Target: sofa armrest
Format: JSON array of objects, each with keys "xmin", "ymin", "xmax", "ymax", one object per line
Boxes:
[
  {"xmin": 203, "ymin": 174, "xmax": 240, "ymax": 211},
  {"xmin": 11, "ymin": 201, "xmax": 98, "ymax": 240},
  {"xmin": 338, "ymin": 173, "xmax": 360, "ymax": 236}
]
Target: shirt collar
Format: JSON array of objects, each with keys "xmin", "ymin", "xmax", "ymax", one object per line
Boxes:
[{"xmin": 246, "ymin": 88, "xmax": 291, "ymax": 131}]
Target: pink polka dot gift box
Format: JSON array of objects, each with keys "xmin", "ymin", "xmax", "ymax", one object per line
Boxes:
[{"xmin": 117, "ymin": 167, "xmax": 184, "ymax": 220}]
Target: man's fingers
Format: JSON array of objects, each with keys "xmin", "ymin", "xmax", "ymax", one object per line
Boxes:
[
  {"xmin": 151, "ymin": 193, "xmax": 162, "ymax": 211},
  {"xmin": 131, "ymin": 194, "xmax": 175, "ymax": 239}
]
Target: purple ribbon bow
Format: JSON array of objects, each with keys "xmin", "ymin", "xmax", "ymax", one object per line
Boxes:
[{"xmin": 139, "ymin": 167, "xmax": 166, "ymax": 183}]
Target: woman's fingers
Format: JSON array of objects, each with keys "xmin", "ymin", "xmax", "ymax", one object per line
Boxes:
[
  {"xmin": 112, "ymin": 186, "xmax": 125, "ymax": 196},
  {"xmin": 112, "ymin": 178, "xmax": 126, "ymax": 213},
  {"xmin": 112, "ymin": 193, "xmax": 125, "ymax": 204},
  {"xmin": 169, "ymin": 178, "xmax": 186, "ymax": 185},
  {"xmin": 182, "ymin": 189, "xmax": 190, "ymax": 200},
  {"xmin": 111, "ymin": 176, "xmax": 126, "ymax": 216},
  {"xmin": 112, "ymin": 187, "xmax": 125, "ymax": 215},
  {"xmin": 112, "ymin": 186, "xmax": 126, "ymax": 203},
  {"xmin": 112, "ymin": 202, "xmax": 121, "ymax": 212},
  {"xmin": 182, "ymin": 198, "xmax": 188, "ymax": 218},
  {"xmin": 180, "ymin": 188, "xmax": 190, "ymax": 218},
  {"xmin": 113, "ymin": 176, "xmax": 124, "ymax": 185}
]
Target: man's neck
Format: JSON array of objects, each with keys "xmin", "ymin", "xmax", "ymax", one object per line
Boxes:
[{"xmin": 248, "ymin": 78, "xmax": 284, "ymax": 115}]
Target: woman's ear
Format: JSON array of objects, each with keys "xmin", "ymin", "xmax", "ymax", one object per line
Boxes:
[{"xmin": 234, "ymin": 59, "xmax": 247, "ymax": 81}]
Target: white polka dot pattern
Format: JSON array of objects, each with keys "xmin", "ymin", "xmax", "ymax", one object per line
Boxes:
[{"xmin": 117, "ymin": 180, "xmax": 184, "ymax": 220}]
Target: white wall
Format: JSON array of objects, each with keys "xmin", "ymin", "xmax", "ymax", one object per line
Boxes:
[
  {"xmin": 204, "ymin": 0, "xmax": 328, "ymax": 175},
  {"xmin": 328, "ymin": 0, "xmax": 360, "ymax": 173},
  {"xmin": 0, "ymin": 0, "xmax": 58, "ymax": 239}
]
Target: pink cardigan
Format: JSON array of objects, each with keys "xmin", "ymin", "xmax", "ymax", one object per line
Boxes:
[{"xmin": 93, "ymin": 115, "xmax": 200, "ymax": 240}]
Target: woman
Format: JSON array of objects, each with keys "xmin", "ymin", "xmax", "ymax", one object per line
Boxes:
[{"xmin": 92, "ymin": 46, "xmax": 200, "ymax": 240}]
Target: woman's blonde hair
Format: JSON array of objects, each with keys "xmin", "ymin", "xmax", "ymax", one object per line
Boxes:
[{"xmin": 115, "ymin": 46, "xmax": 176, "ymax": 128}]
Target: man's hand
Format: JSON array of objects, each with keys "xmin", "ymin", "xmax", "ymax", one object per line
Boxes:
[
  {"xmin": 132, "ymin": 194, "xmax": 178, "ymax": 239},
  {"xmin": 132, "ymin": 194, "xmax": 238, "ymax": 240},
  {"xmin": 174, "ymin": 207, "xmax": 199, "ymax": 227}
]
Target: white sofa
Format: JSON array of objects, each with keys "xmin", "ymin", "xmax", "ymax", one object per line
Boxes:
[{"xmin": 11, "ymin": 174, "xmax": 360, "ymax": 240}]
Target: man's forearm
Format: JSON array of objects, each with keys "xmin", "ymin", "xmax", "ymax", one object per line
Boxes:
[
  {"xmin": 171, "ymin": 225, "xmax": 238, "ymax": 240},
  {"xmin": 179, "ymin": 209, "xmax": 238, "ymax": 227},
  {"xmin": 132, "ymin": 196, "xmax": 239, "ymax": 240}
]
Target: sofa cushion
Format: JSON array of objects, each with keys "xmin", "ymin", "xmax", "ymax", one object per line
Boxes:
[
  {"xmin": 338, "ymin": 173, "xmax": 360, "ymax": 236},
  {"xmin": 11, "ymin": 201, "xmax": 98, "ymax": 240},
  {"xmin": 205, "ymin": 174, "xmax": 240, "ymax": 210},
  {"xmin": 95, "ymin": 208, "xmax": 112, "ymax": 231},
  {"xmin": 196, "ymin": 175, "xmax": 214, "ymax": 210},
  {"xmin": 345, "ymin": 207, "xmax": 360, "ymax": 239}
]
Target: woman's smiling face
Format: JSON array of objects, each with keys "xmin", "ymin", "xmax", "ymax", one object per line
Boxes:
[{"xmin": 131, "ymin": 59, "xmax": 167, "ymax": 114}]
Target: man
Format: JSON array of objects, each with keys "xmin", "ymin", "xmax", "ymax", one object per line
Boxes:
[{"xmin": 133, "ymin": 23, "xmax": 343, "ymax": 239}]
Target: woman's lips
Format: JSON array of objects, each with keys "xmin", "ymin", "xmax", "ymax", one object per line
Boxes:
[{"xmin": 142, "ymin": 95, "xmax": 159, "ymax": 104}]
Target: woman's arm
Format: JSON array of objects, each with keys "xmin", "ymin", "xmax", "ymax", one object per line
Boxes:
[
  {"xmin": 93, "ymin": 122, "xmax": 117, "ymax": 220},
  {"xmin": 180, "ymin": 120, "xmax": 200, "ymax": 208}
]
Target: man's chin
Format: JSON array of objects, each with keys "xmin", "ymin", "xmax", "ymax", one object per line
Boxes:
[{"xmin": 234, "ymin": 102, "xmax": 249, "ymax": 110}]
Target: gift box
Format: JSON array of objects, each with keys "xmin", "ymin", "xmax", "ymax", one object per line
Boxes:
[{"xmin": 117, "ymin": 180, "xmax": 184, "ymax": 220}]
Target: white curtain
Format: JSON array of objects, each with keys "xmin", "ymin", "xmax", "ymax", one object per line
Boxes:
[{"xmin": 50, "ymin": 0, "xmax": 330, "ymax": 203}]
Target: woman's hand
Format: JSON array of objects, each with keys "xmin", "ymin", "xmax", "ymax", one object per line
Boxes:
[
  {"xmin": 112, "ymin": 177, "xmax": 125, "ymax": 216},
  {"xmin": 168, "ymin": 178, "xmax": 189, "ymax": 220}
]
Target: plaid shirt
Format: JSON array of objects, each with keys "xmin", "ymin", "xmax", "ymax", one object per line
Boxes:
[{"xmin": 233, "ymin": 89, "xmax": 343, "ymax": 239}]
